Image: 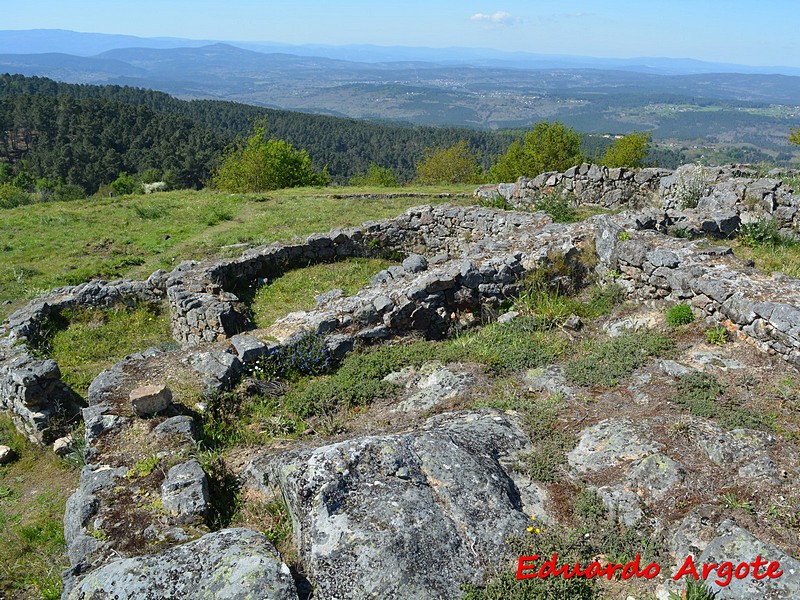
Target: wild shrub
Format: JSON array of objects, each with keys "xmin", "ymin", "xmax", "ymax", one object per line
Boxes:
[
  {"xmin": 252, "ymin": 331, "xmax": 333, "ymax": 381},
  {"xmin": 565, "ymin": 330, "xmax": 674, "ymax": 387},
  {"xmin": 672, "ymin": 372, "xmax": 773, "ymax": 431},
  {"xmin": 665, "ymin": 303, "xmax": 694, "ymax": 326},
  {"xmin": 738, "ymin": 219, "xmax": 797, "ymax": 248},
  {"xmin": 705, "ymin": 326, "xmax": 728, "ymax": 346},
  {"xmin": 532, "ymin": 189, "xmax": 578, "ymax": 223},
  {"xmin": 673, "ymin": 164, "xmax": 710, "ymax": 209},
  {"xmin": 0, "ymin": 182, "xmax": 32, "ymax": 209}
]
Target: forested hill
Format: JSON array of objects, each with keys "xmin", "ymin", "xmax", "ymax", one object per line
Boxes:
[{"xmin": 0, "ymin": 73, "xmax": 517, "ymax": 193}]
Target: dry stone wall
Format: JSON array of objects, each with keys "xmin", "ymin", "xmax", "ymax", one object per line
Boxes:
[
  {"xmin": 0, "ymin": 276, "xmax": 166, "ymax": 443},
  {"xmin": 3, "ymin": 163, "xmax": 800, "ymax": 598},
  {"xmin": 3, "ymin": 163, "xmax": 800, "ymax": 446}
]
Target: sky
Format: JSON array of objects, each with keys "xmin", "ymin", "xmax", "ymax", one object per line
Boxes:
[{"xmin": 3, "ymin": 0, "xmax": 798, "ymax": 68}]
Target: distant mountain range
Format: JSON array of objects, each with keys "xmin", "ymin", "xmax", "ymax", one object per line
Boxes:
[
  {"xmin": 3, "ymin": 29, "xmax": 800, "ymax": 77},
  {"xmin": 0, "ymin": 29, "xmax": 798, "ymax": 159}
]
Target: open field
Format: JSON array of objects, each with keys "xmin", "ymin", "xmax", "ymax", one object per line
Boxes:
[{"xmin": 0, "ymin": 185, "xmax": 475, "ymax": 322}]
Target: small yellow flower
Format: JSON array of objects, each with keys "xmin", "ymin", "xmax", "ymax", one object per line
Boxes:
[
  {"xmin": 530, "ymin": 515, "xmax": 536, "ymax": 521},
  {"xmin": 526, "ymin": 526, "xmax": 534, "ymax": 532},
  {"xmin": 534, "ymin": 528, "xmax": 540, "ymax": 535}
]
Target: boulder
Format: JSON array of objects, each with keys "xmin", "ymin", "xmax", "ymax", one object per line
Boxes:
[
  {"xmin": 402, "ymin": 253, "xmax": 428, "ymax": 273},
  {"xmin": 65, "ymin": 529, "xmax": 297, "ymax": 600},
  {"xmin": 229, "ymin": 334, "xmax": 269, "ymax": 363},
  {"xmin": 246, "ymin": 411, "xmax": 547, "ymax": 599},
  {"xmin": 153, "ymin": 415, "xmax": 196, "ymax": 440},
  {"xmin": 53, "ymin": 435, "xmax": 75, "ymax": 457}
]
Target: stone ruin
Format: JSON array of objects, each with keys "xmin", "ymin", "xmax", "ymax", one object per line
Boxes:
[{"xmin": 1, "ymin": 163, "xmax": 800, "ymax": 598}]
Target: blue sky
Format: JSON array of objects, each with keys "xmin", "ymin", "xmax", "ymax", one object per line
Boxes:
[{"xmin": 4, "ymin": 0, "xmax": 798, "ymax": 67}]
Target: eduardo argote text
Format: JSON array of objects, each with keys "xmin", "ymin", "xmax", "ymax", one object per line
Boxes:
[{"xmin": 517, "ymin": 553, "xmax": 783, "ymax": 587}]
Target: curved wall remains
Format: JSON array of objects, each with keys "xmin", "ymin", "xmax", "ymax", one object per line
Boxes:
[{"xmin": 3, "ymin": 163, "xmax": 800, "ymax": 444}]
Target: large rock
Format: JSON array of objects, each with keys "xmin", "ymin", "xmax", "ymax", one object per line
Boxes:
[
  {"xmin": 666, "ymin": 520, "xmax": 800, "ymax": 599},
  {"xmin": 65, "ymin": 528, "xmax": 297, "ymax": 600},
  {"xmin": 568, "ymin": 419, "xmax": 662, "ymax": 474},
  {"xmin": 246, "ymin": 410, "xmax": 547, "ymax": 599}
]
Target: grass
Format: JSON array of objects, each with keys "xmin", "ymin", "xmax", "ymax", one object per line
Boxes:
[
  {"xmin": 564, "ymin": 330, "xmax": 674, "ymax": 387},
  {"xmin": 725, "ymin": 217, "xmax": 800, "ymax": 279},
  {"xmin": 31, "ymin": 303, "xmax": 173, "ymax": 399},
  {"xmin": 0, "ymin": 416, "xmax": 76, "ymax": 600},
  {"xmin": 513, "ymin": 278, "xmax": 624, "ymax": 328},
  {"xmin": 204, "ymin": 314, "xmax": 574, "ymax": 448},
  {"xmin": 0, "ymin": 186, "xmax": 471, "ymax": 322},
  {"xmin": 248, "ymin": 257, "xmax": 396, "ymax": 328},
  {"xmin": 517, "ymin": 394, "xmax": 574, "ymax": 483}
]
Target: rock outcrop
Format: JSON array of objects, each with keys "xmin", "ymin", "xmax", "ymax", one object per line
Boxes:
[{"xmin": 246, "ymin": 411, "xmax": 546, "ymax": 599}]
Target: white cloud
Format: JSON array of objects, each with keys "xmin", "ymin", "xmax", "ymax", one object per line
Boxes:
[{"xmin": 470, "ymin": 11, "xmax": 515, "ymax": 25}]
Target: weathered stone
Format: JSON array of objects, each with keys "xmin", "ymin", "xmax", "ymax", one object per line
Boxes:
[
  {"xmin": 153, "ymin": 415, "xmax": 196, "ymax": 439},
  {"xmin": 324, "ymin": 334, "xmax": 355, "ymax": 361},
  {"xmin": 129, "ymin": 384, "xmax": 173, "ymax": 417},
  {"xmin": 646, "ymin": 249, "xmax": 680, "ymax": 268},
  {"xmin": 65, "ymin": 529, "xmax": 297, "ymax": 600},
  {"xmin": 229, "ymin": 334, "xmax": 269, "ymax": 362},
  {"xmin": 53, "ymin": 435, "xmax": 75, "ymax": 457},
  {"xmin": 692, "ymin": 422, "xmax": 774, "ymax": 466},
  {"xmin": 247, "ymin": 411, "xmax": 546, "ymax": 599},
  {"xmin": 564, "ymin": 313, "xmax": 583, "ymax": 330},
  {"xmin": 402, "ymin": 253, "xmax": 428, "ymax": 273},
  {"xmin": 160, "ymin": 459, "xmax": 210, "ymax": 524},
  {"xmin": 497, "ymin": 310, "xmax": 519, "ymax": 324},
  {"xmin": 696, "ymin": 522, "xmax": 800, "ymax": 599},
  {"xmin": 0, "ymin": 445, "xmax": 16, "ymax": 464},
  {"xmin": 314, "ymin": 288, "xmax": 343, "ymax": 305},
  {"xmin": 627, "ymin": 454, "xmax": 686, "ymax": 500},
  {"xmin": 525, "ymin": 365, "xmax": 574, "ymax": 398},
  {"xmin": 568, "ymin": 419, "xmax": 662, "ymax": 474},
  {"xmin": 393, "ymin": 363, "xmax": 475, "ymax": 413},
  {"xmin": 595, "ymin": 484, "xmax": 643, "ymax": 526},
  {"xmin": 187, "ymin": 350, "xmax": 242, "ymax": 391}
]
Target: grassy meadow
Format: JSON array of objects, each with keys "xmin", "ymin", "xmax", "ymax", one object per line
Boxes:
[{"xmin": 0, "ymin": 185, "xmax": 475, "ymax": 322}]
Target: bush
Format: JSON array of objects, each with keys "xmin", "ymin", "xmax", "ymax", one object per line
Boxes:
[
  {"xmin": 416, "ymin": 140, "xmax": 483, "ymax": 185},
  {"xmin": 532, "ymin": 190, "xmax": 578, "ymax": 223},
  {"xmin": 665, "ymin": 303, "xmax": 694, "ymax": 326},
  {"xmin": 488, "ymin": 121, "xmax": 584, "ymax": 182},
  {"xmin": 705, "ymin": 326, "xmax": 728, "ymax": 346},
  {"xmin": 349, "ymin": 162, "xmax": 399, "ymax": 187},
  {"xmin": 252, "ymin": 331, "xmax": 333, "ymax": 381},
  {"xmin": 673, "ymin": 164, "xmax": 710, "ymax": 209},
  {"xmin": 110, "ymin": 171, "xmax": 137, "ymax": 196},
  {"xmin": 213, "ymin": 119, "xmax": 330, "ymax": 192},
  {"xmin": 565, "ymin": 330, "xmax": 674, "ymax": 387},
  {"xmin": 738, "ymin": 219, "xmax": 797, "ymax": 248},
  {"xmin": 0, "ymin": 182, "xmax": 32, "ymax": 209},
  {"xmin": 600, "ymin": 131, "xmax": 652, "ymax": 168},
  {"xmin": 53, "ymin": 183, "xmax": 86, "ymax": 202}
]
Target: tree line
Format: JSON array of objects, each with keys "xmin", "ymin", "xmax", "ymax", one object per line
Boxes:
[{"xmin": 0, "ymin": 73, "xmax": 729, "ymax": 199}]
